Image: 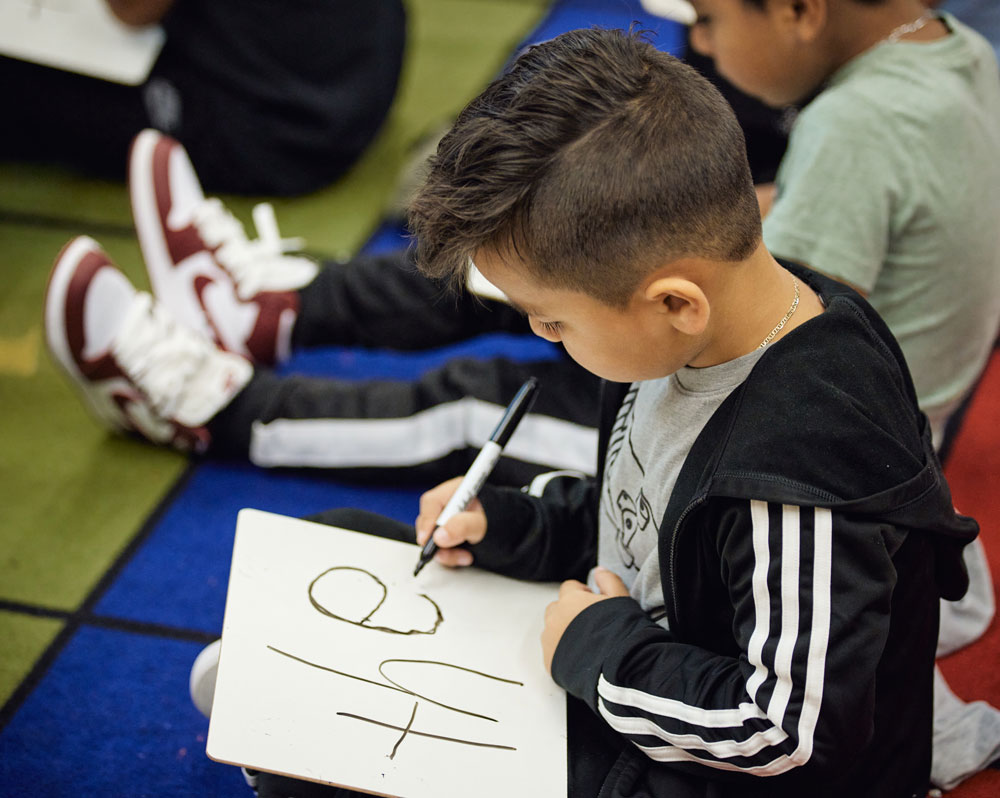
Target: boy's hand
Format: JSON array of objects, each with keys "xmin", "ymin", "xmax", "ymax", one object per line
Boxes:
[
  {"xmin": 414, "ymin": 477, "xmax": 487, "ymax": 568},
  {"xmin": 542, "ymin": 567, "xmax": 629, "ymax": 673}
]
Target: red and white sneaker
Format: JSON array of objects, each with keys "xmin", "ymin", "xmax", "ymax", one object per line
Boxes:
[
  {"xmin": 128, "ymin": 129, "xmax": 319, "ymax": 365},
  {"xmin": 44, "ymin": 236, "xmax": 253, "ymax": 453}
]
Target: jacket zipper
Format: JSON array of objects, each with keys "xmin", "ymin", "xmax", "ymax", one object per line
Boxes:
[{"xmin": 667, "ymin": 492, "xmax": 708, "ymax": 630}]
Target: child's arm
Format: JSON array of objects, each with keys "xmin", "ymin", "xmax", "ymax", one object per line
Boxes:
[
  {"xmin": 762, "ymin": 92, "xmax": 892, "ymax": 299},
  {"xmin": 541, "ymin": 568, "xmax": 630, "ymax": 673},
  {"xmin": 549, "ymin": 498, "xmax": 903, "ymax": 781},
  {"xmin": 415, "ymin": 472, "xmax": 600, "ymax": 581}
]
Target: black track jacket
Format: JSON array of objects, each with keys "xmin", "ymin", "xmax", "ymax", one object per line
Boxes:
[{"xmin": 471, "ymin": 264, "xmax": 979, "ymax": 798}]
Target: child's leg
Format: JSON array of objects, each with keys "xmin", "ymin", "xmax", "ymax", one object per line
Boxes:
[
  {"xmin": 128, "ymin": 134, "xmax": 529, "ymax": 365},
  {"xmin": 305, "ymin": 508, "xmax": 414, "ymax": 541},
  {"xmin": 293, "ymin": 249, "xmax": 530, "ymax": 352},
  {"xmin": 0, "ymin": 54, "xmax": 148, "ymax": 181},
  {"xmin": 252, "ymin": 771, "xmax": 364, "ymax": 798},
  {"xmin": 207, "ymin": 356, "xmax": 601, "ymax": 487},
  {"xmin": 45, "ymin": 234, "xmax": 600, "ymax": 485}
]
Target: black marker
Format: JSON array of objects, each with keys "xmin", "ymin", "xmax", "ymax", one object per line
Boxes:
[{"xmin": 413, "ymin": 377, "xmax": 540, "ymax": 577}]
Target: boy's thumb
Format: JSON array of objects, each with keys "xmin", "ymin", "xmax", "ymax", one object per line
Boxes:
[{"xmin": 593, "ymin": 567, "xmax": 629, "ymax": 597}]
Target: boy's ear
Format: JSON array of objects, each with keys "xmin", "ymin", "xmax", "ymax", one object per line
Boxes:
[
  {"xmin": 643, "ymin": 276, "xmax": 710, "ymax": 337},
  {"xmin": 779, "ymin": 0, "xmax": 827, "ymax": 42}
]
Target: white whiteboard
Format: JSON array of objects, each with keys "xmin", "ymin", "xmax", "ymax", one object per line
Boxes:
[
  {"xmin": 0, "ymin": 0, "xmax": 165, "ymax": 85},
  {"xmin": 208, "ymin": 509, "xmax": 567, "ymax": 798}
]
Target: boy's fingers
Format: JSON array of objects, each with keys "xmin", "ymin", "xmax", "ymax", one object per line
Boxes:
[
  {"xmin": 434, "ymin": 547, "xmax": 474, "ymax": 568},
  {"xmin": 592, "ymin": 567, "xmax": 629, "ymax": 597},
  {"xmin": 558, "ymin": 579, "xmax": 590, "ymax": 598},
  {"xmin": 418, "ymin": 476, "xmax": 465, "ymax": 513},
  {"xmin": 414, "ymin": 516, "xmax": 429, "ymax": 544},
  {"xmin": 416, "ymin": 476, "xmax": 467, "ymax": 544},
  {"xmin": 432, "ymin": 524, "xmax": 456, "ymax": 546},
  {"xmin": 415, "ymin": 510, "xmax": 485, "ymax": 550},
  {"xmin": 435, "ymin": 510, "xmax": 486, "ymax": 547}
]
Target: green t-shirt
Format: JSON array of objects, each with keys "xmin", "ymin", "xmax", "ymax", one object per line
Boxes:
[{"xmin": 763, "ymin": 14, "xmax": 1000, "ymax": 436}]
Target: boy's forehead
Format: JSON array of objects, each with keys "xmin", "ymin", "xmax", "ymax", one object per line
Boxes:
[
  {"xmin": 472, "ymin": 248, "xmax": 555, "ymax": 314},
  {"xmin": 472, "ymin": 245, "xmax": 529, "ymax": 281}
]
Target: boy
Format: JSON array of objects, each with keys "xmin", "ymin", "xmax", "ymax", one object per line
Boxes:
[
  {"xmin": 123, "ymin": 23, "xmax": 970, "ymax": 798},
  {"xmin": 400, "ymin": 26, "xmax": 976, "ymax": 798},
  {"xmin": 37, "ymin": 9, "xmax": 984, "ymax": 796},
  {"xmin": 686, "ymin": 0, "xmax": 1000, "ymax": 785},
  {"xmin": 687, "ymin": 0, "xmax": 1000, "ymax": 448},
  {"xmin": 192, "ymin": 28, "xmax": 975, "ymax": 796}
]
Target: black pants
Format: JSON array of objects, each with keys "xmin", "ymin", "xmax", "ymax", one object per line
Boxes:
[
  {"xmin": 208, "ymin": 249, "xmax": 603, "ymax": 487},
  {"xmin": 1, "ymin": 0, "xmax": 405, "ymax": 195}
]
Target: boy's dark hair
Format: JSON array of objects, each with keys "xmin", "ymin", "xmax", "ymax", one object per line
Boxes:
[
  {"xmin": 743, "ymin": 0, "xmax": 885, "ymax": 7},
  {"xmin": 408, "ymin": 27, "xmax": 761, "ymax": 308}
]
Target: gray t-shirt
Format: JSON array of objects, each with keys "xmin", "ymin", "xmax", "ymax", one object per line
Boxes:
[
  {"xmin": 763, "ymin": 14, "xmax": 1000, "ymax": 441},
  {"xmin": 596, "ymin": 348, "xmax": 765, "ymax": 628}
]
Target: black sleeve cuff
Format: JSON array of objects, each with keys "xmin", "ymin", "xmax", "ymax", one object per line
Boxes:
[{"xmin": 550, "ymin": 596, "xmax": 655, "ymax": 711}]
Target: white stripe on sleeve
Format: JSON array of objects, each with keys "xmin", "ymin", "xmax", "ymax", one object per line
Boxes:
[{"xmin": 596, "ymin": 502, "xmax": 834, "ymax": 776}]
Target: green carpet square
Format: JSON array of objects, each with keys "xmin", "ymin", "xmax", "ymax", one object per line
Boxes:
[
  {"xmin": 0, "ymin": 225, "xmax": 185, "ymax": 610},
  {"xmin": 0, "ymin": 611, "xmax": 64, "ymax": 706}
]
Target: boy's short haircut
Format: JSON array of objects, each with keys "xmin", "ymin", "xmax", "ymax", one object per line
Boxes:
[
  {"xmin": 743, "ymin": 0, "xmax": 885, "ymax": 7},
  {"xmin": 408, "ymin": 27, "xmax": 762, "ymax": 308}
]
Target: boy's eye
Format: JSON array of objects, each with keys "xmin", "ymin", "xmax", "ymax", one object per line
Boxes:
[
  {"xmin": 694, "ymin": 14, "xmax": 711, "ymax": 27},
  {"xmin": 538, "ymin": 320, "xmax": 562, "ymax": 334}
]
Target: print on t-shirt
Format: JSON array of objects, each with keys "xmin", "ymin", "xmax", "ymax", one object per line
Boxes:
[{"xmin": 602, "ymin": 386, "xmax": 651, "ymax": 573}]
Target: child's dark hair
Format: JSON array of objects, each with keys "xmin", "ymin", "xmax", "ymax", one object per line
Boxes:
[
  {"xmin": 408, "ymin": 27, "xmax": 761, "ymax": 308},
  {"xmin": 743, "ymin": 0, "xmax": 885, "ymax": 6}
]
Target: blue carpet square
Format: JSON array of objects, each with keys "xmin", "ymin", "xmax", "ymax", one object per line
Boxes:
[
  {"xmin": 524, "ymin": 0, "xmax": 685, "ymax": 56},
  {"xmin": 94, "ymin": 460, "xmax": 426, "ymax": 636},
  {"xmin": 0, "ymin": 626, "xmax": 243, "ymax": 797}
]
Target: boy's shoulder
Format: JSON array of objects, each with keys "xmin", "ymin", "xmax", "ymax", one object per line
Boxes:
[
  {"xmin": 802, "ymin": 14, "xmax": 997, "ymax": 127},
  {"xmin": 752, "ymin": 265, "xmax": 915, "ymax": 411},
  {"xmin": 697, "ymin": 265, "xmax": 930, "ymax": 503}
]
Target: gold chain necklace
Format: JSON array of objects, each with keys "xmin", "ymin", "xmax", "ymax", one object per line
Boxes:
[{"xmin": 758, "ymin": 276, "xmax": 800, "ymax": 350}]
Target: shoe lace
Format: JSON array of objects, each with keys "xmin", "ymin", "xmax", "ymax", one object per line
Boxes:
[
  {"xmin": 112, "ymin": 293, "xmax": 216, "ymax": 420},
  {"xmin": 192, "ymin": 199, "xmax": 306, "ymax": 298}
]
